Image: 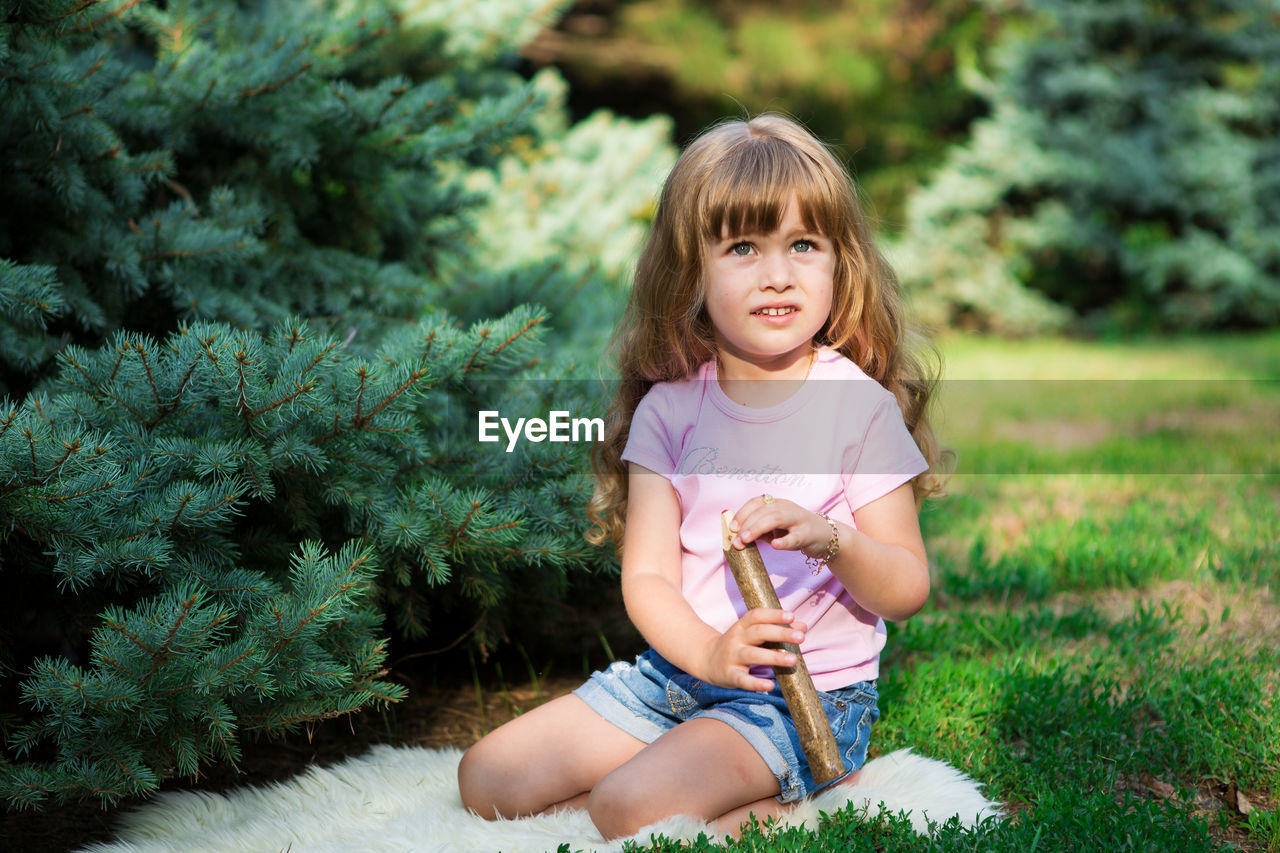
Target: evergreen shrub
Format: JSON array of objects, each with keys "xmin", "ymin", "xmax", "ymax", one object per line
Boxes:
[
  {"xmin": 0, "ymin": 0, "xmax": 673, "ymax": 807},
  {"xmin": 895, "ymin": 0, "xmax": 1280, "ymax": 334}
]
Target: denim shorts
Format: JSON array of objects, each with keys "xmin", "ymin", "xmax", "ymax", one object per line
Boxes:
[{"xmin": 573, "ymin": 649, "xmax": 879, "ymax": 803}]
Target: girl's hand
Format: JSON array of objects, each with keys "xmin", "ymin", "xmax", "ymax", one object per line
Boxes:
[
  {"xmin": 727, "ymin": 496, "xmax": 831, "ymax": 560},
  {"xmin": 700, "ymin": 609, "xmax": 808, "ymax": 692}
]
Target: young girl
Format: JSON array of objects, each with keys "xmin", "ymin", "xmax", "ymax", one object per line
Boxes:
[{"xmin": 457, "ymin": 113, "xmax": 945, "ymax": 840}]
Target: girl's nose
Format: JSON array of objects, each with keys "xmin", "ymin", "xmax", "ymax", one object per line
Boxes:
[{"xmin": 759, "ymin": 251, "xmax": 792, "ymax": 289}]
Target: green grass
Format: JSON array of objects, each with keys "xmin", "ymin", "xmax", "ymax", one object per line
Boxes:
[{"xmin": 629, "ymin": 330, "xmax": 1280, "ymax": 852}]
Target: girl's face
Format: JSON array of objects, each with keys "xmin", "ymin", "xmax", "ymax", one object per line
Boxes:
[{"xmin": 703, "ymin": 196, "xmax": 834, "ymax": 378}]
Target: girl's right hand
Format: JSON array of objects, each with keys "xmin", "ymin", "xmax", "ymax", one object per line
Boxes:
[{"xmin": 700, "ymin": 609, "xmax": 807, "ymax": 692}]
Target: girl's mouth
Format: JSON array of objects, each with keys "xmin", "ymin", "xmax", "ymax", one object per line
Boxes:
[{"xmin": 752, "ymin": 307, "xmax": 797, "ymax": 316}]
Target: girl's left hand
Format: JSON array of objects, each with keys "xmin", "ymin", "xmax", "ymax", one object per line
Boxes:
[{"xmin": 727, "ymin": 496, "xmax": 831, "ymax": 560}]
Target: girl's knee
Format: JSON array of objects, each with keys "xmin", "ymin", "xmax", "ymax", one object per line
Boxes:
[
  {"xmin": 585, "ymin": 785, "xmax": 630, "ymax": 839},
  {"xmin": 457, "ymin": 740, "xmax": 511, "ymax": 820},
  {"xmin": 587, "ymin": 773, "xmax": 653, "ymax": 840}
]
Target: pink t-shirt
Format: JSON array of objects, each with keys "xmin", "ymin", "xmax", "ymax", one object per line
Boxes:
[{"xmin": 621, "ymin": 347, "xmax": 929, "ymax": 691}]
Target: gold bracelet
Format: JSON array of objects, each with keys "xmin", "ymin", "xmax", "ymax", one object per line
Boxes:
[{"xmin": 805, "ymin": 513, "xmax": 840, "ymax": 575}]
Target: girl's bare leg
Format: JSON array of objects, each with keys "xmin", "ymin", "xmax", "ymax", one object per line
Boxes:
[
  {"xmin": 586, "ymin": 717, "xmax": 782, "ymax": 840},
  {"xmin": 713, "ymin": 797, "xmax": 785, "ymax": 836},
  {"xmin": 712, "ymin": 767, "xmax": 862, "ymax": 837},
  {"xmin": 460, "ymin": 695, "xmax": 867, "ymax": 838},
  {"xmin": 457, "ymin": 694, "xmax": 645, "ymax": 820}
]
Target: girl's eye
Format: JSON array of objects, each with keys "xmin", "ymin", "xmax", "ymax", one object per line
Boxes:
[
  {"xmin": 730, "ymin": 242, "xmax": 753, "ymax": 256},
  {"xmin": 793, "ymin": 239, "xmax": 815, "ymax": 253}
]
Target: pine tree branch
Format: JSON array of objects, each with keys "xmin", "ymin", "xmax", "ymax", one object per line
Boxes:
[
  {"xmin": 22, "ymin": 427, "xmax": 38, "ymax": 477},
  {"xmin": 106, "ymin": 347, "xmax": 125, "ymax": 384},
  {"xmin": 326, "ymin": 20, "xmax": 390, "ymax": 58},
  {"xmin": 30, "ymin": 395, "xmax": 52, "ymax": 426},
  {"xmin": 269, "ymin": 604, "xmax": 320, "ymax": 652},
  {"xmin": 194, "ymin": 78, "xmax": 217, "ymax": 111},
  {"xmin": 486, "ymin": 544, "xmax": 593, "ymax": 561},
  {"xmin": 351, "ymin": 638, "xmax": 389, "ymax": 673},
  {"xmin": 133, "ymin": 341, "xmax": 162, "ymax": 410},
  {"xmin": 478, "ymin": 520, "xmax": 521, "ymax": 536},
  {"xmin": 54, "ymin": 0, "xmax": 106, "ymax": 22},
  {"xmin": 238, "ymin": 38, "xmax": 314, "ymax": 100},
  {"xmin": 264, "ymin": 550, "xmax": 372, "ymax": 654},
  {"xmin": 144, "ymin": 591, "xmax": 214, "ymax": 682},
  {"xmin": 154, "ymin": 642, "xmax": 250, "ymax": 698},
  {"xmin": 145, "ymin": 347, "xmax": 205, "ymax": 429},
  {"xmin": 490, "ymin": 314, "xmax": 545, "ymax": 360},
  {"xmin": 410, "ymin": 543, "xmax": 446, "ymax": 581},
  {"xmin": 62, "ymin": 350, "xmax": 149, "ymax": 422},
  {"xmin": 353, "ymin": 366, "xmax": 369, "ymax": 421},
  {"xmin": 59, "ymin": 103, "xmax": 94, "ymax": 121},
  {"xmin": 16, "ymin": 455, "xmax": 114, "ymax": 526},
  {"xmin": 237, "ymin": 454, "xmax": 270, "ymax": 496},
  {"xmin": 176, "ymin": 559, "xmax": 262, "ymax": 597},
  {"xmin": 424, "ymin": 488, "xmax": 517, "ymax": 548},
  {"xmin": 249, "ymin": 379, "xmax": 317, "ymax": 420},
  {"xmin": 213, "ymin": 648, "xmax": 256, "ymax": 678},
  {"xmin": 324, "ymin": 451, "xmax": 389, "ymax": 474},
  {"xmin": 0, "ymin": 403, "xmax": 17, "ymax": 439},
  {"xmin": 451, "ymin": 499, "xmax": 483, "ymax": 545},
  {"xmin": 405, "ymin": 95, "xmax": 454, "ymax": 131},
  {"xmin": 73, "ymin": 0, "xmax": 146, "ymax": 34},
  {"xmin": 139, "ymin": 242, "xmax": 246, "ymax": 262},
  {"xmin": 79, "ymin": 57, "xmax": 106, "ymax": 81},
  {"xmin": 462, "ymin": 327, "xmax": 491, "ymax": 374},
  {"xmin": 233, "ymin": 348, "xmax": 256, "ymax": 429},
  {"xmin": 419, "ymin": 329, "xmax": 438, "ymax": 360},
  {"xmin": 154, "ymin": 10, "xmax": 217, "ymax": 55},
  {"xmin": 162, "ymin": 179, "xmax": 194, "ymax": 205},
  {"xmin": 311, "ymin": 365, "xmax": 428, "ymax": 444},
  {"xmin": 168, "ymin": 490, "xmax": 193, "ymax": 530},
  {"xmin": 108, "ymin": 755, "xmax": 151, "ymax": 796},
  {"xmin": 0, "ymin": 54, "xmax": 57, "ymax": 85},
  {"xmin": 103, "ymin": 615, "xmax": 156, "ymax": 662},
  {"xmin": 282, "ymin": 324, "xmax": 305, "ymax": 353},
  {"xmin": 129, "ymin": 463, "xmax": 155, "ymax": 491},
  {"xmin": 187, "ymin": 490, "xmax": 242, "ymax": 524},
  {"xmin": 39, "ymin": 667, "xmax": 135, "ymax": 727},
  {"xmin": 232, "ymin": 339, "xmax": 333, "ymax": 426},
  {"xmin": 463, "ymin": 315, "xmax": 544, "ymax": 373},
  {"xmin": 237, "ymin": 62, "xmax": 312, "ymax": 99},
  {"xmin": 370, "ymin": 86, "xmax": 409, "ymax": 134},
  {"xmin": 123, "ymin": 157, "xmax": 168, "ymax": 178},
  {"xmin": 41, "ymin": 438, "xmax": 85, "ymax": 483},
  {"xmin": 243, "ymin": 705, "xmax": 362, "ymax": 728},
  {"xmin": 7, "ymin": 291, "xmax": 60, "ymax": 314},
  {"xmin": 97, "ymin": 652, "xmax": 129, "ymax": 678},
  {"xmin": 362, "ymin": 683, "xmax": 403, "ymax": 704}
]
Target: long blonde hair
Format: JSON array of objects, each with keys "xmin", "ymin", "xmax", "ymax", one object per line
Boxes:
[{"xmin": 586, "ymin": 114, "xmax": 947, "ymax": 551}]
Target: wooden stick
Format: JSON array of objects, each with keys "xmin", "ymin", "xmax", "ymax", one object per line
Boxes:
[{"xmin": 720, "ymin": 511, "xmax": 846, "ymax": 785}]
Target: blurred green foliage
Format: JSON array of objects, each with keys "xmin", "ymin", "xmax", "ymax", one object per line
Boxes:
[
  {"xmin": 523, "ymin": 0, "xmax": 998, "ymax": 225},
  {"xmin": 529, "ymin": 0, "xmax": 1280, "ymax": 335},
  {"xmin": 894, "ymin": 0, "xmax": 1280, "ymax": 335}
]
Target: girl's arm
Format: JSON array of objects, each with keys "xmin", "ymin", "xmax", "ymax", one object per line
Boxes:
[
  {"xmin": 622, "ymin": 463, "xmax": 806, "ymax": 692},
  {"xmin": 728, "ymin": 483, "xmax": 929, "ymax": 622}
]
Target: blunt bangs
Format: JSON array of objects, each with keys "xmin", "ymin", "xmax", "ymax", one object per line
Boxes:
[{"xmin": 697, "ymin": 134, "xmax": 847, "ymax": 243}]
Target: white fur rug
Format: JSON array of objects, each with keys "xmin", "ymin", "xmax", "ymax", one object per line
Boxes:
[{"xmin": 78, "ymin": 746, "xmax": 1000, "ymax": 853}]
